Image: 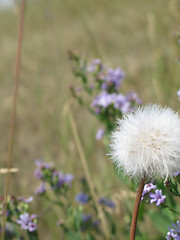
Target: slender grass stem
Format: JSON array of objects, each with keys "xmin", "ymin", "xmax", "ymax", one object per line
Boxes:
[
  {"xmin": 1, "ymin": 1, "xmax": 26, "ymax": 239},
  {"xmin": 130, "ymin": 177, "xmax": 146, "ymax": 240},
  {"xmin": 67, "ymin": 104, "xmax": 109, "ymax": 239}
]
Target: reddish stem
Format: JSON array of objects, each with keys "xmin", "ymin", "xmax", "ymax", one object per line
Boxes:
[{"xmin": 130, "ymin": 177, "xmax": 146, "ymax": 240}]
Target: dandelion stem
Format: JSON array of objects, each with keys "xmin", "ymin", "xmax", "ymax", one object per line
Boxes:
[{"xmin": 130, "ymin": 177, "xmax": 146, "ymax": 240}]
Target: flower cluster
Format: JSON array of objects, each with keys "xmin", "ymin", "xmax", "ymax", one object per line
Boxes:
[
  {"xmin": 34, "ymin": 159, "xmax": 74, "ymax": 195},
  {"xmin": 16, "ymin": 213, "xmax": 37, "ymax": 232},
  {"xmin": 69, "ymin": 51, "xmax": 141, "ymax": 134},
  {"xmin": 141, "ymin": 183, "xmax": 166, "ymax": 206},
  {"xmin": 166, "ymin": 221, "xmax": 180, "ymax": 240},
  {"xmin": 0, "ymin": 195, "xmax": 38, "ymax": 237}
]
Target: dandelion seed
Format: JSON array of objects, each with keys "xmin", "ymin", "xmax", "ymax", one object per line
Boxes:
[
  {"xmin": 110, "ymin": 104, "xmax": 180, "ymax": 180},
  {"xmin": 110, "ymin": 104, "xmax": 180, "ymax": 240}
]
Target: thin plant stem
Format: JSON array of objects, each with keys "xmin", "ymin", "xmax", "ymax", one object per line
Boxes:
[
  {"xmin": 67, "ymin": 105, "xmax": 109, "ymax": 239},
  {"xmin": 163, "ymin": 204, "xmax": 180, "ymax": 215},
  {"xmin": 130, "ymin": 177, "xmax": 146, "ymax": 240},
  {"xmin": 1, "ymin": 1, "xmax": 26, "ymax": 239}
]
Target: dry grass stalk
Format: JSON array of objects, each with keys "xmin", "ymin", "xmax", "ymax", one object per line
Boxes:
[{"xmin": 1, "ymin": 1, "xmax": 26, "ymax": 239}]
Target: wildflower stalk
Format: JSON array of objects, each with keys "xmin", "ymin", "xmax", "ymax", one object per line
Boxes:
[
  {"xmin": 1, "ymin": 0, "xmax": 26, "ymax": 239},
  {"xmin": 130, "ymin": 177, "xmax": 146, "ymax": 240}
]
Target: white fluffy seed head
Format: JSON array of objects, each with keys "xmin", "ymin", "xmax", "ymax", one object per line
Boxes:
[{"xmin": 110, "ymin": 104, "xmax": 180, "ymax": 180}]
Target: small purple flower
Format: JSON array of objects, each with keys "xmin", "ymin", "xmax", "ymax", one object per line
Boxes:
[
  {"xmin": 16, "ymin": 213, "xmax": 37, "ymax": 232},
  {"xmin": 105, "ymin": 68, "xmax": 125, "ymax": 90},
  {"xmin": 126, "ymin": 92, "xmax": 142, "ymax": 105},
  {"xmin": 177, "ymin": 88, "xmax": 180, "ymax": 100},
  {"xmin": 143, "ymin": 183, "xmax": 157, "ymax": 193},
  {"xmin": 34, "ymin": 159, "xmax": 52, "ymax": 179},
  {"xmin": 114, "ymin": 94, "xmax": 130, "ymax": 113},
  {"xmin": 141, "ymin": 183, "xmax": 156, "ymax": 201},
  {"xmin": 92, "ymin": 92, "xmax": 114, "ymax": 109},
  {"xmin": 52, "ymin": 172, "xmax": 74, "ymax": 190},
  {"xmin": 24, "ymin": 196, "xmax": 33, "ymax": 203},
  {"xmin": 166, "ymin": 221, "xmax": 180, "ymax": 239},
  {"xmin": 174, "ymin": 170, "xmax": 180, "ymax": 176},
  {"xmin": 81, "ymin": 214, "xmax": 92, "ymax": 222},
  {"xmin": 149, "ymin": 189, "xmax": 166, "ymax": 206},
  {"xmin": 28, "ymin": 222, "xmax": 37, "ymax": 232},
  {"xmin": 92, "ymin": 91, "xmax": 118, "ymax": 109},
  {"xmin": 75, "ymin": 192, "xmax": 89, "ymax": 205},
  {"xmin": 88, "ymin": 59, "xmax": 103, "ymax": 72},
  {"xmin": 63, "ymin": 174, "xmax": 74, "ymax": 185},
  {"xmin": 101, "ymin": 82, "xmax": 108, "ymax": 90},
  {"xmin": 16, "ymin": 213, "xmax": 30, "ymax": 230},
  {"xmin": 96, "ymin": 128, "xmax": 105, "ymax": 140},
  {"xmin": 99, "ymin": 197, "xmax": 115, "ymax": 208},
  {"xmin": 35, "ymin": 182, "xmax": 46, "ymax": 195},
  {"xmin": 34, "ymin": 168, "xmax": 43, "ymax": 179}
]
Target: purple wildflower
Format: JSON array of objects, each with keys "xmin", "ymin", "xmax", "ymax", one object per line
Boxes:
[
  {"xmin": 52, "ymin": 172, "xmax": 74, "ymax": 190},
  {"xmin": 104, "ymin": 68, "xmax": 125, "ymax": 90},
  {"xmin": 75, "ymin": 192, "xmax": 89, "ymax": 205},
  {"xmin": 126, "ymin": 92, "xmax": 142, "ymax": 105},
  {"xmin": 63, "ymin": 174, "xmax": 74, "ymax": 185},
  {"xmin": 96, "ymin": 128, "xmax": 105, "ymax": 140},
  {"xmin": 99, "ymin": 197, "xmax": 115, "ymax": 208},
  {"xmin": 143, "ymin": 183, "xmax": 157, "ymax": 193},
  {"xmin": 16, "ymin": 213, "xmax": 30, "ymax": 230},
  {"xmin": 177, "ymin": 88, "xmax": 180, "ymax": 100},
  {"xmin": 141, "ymin": 183, "xmax": 156, "ymax": 201},
  {"xmin": 28, "ymin": 222, "xmax": 37, "ymax": 232},
  {"xmin": 101, "ymin": 82, "xmax": 108, "ymax": 90},
  {"xmin": 88, "ymin": 59, "xmax": 103, "ymax": 72},
  {"xmin": 34, "ymin": 159, "xmax": 52, "ymax": 179},
  {"xmin": 81, "ymin": 214, "xmax": 92, "ymax": 222},
  {"xmin": 174, "ymin": 170, "xmax": 180, "ymax": 176},
  {"xmin": 92, "ymin": 92, "xmax": 116, "ymax": 109},
  {"xmin": 166, "ymin": 221, "xmax": 180, "ymax": 239},
  {"xmin": 16, "ymin": 213, "xmax": 37, "ymax": 232},
  {"xmin": 114, "ymin": 94, "xmax": 130, "ymax": 113},
  {"xmin": 35, "ymin": 182, "xmax": 46, "ymax": 195},
  {"xmin": 24, "ymin": 196, "xmax": 34, "ymax": 203},
  {"xmin": 149, "ymin": 189, "xmax": 166, "ymax": 206}
]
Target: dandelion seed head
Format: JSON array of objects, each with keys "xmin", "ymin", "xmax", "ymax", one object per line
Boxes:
[{"xmin": 110, "ymin": 104, "xmax": 180, "ymax": 180}]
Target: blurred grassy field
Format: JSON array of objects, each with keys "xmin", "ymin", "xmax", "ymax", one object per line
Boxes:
[{"xmin": 0, "ymin": 0, "xmax": 180, "ymax": 239}]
